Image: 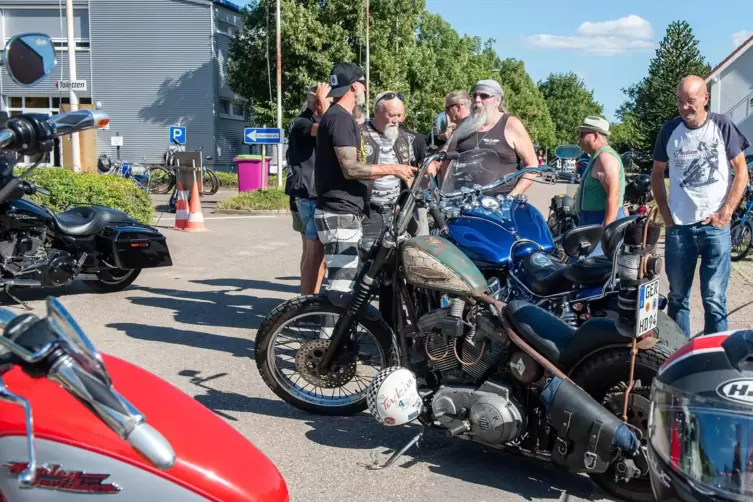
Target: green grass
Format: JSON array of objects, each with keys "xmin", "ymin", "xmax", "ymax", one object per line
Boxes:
[
  {"xmin": 217, "ymin": 188, "xmax": 289, "ymax": 211},
  {"xmin": 213, "ymin": 171, "xmax": 286, "ymax": 189}
]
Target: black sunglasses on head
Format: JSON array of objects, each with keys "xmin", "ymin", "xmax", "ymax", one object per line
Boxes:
[{"xmin": 375, "ymin": 92, "xmax": 404, "ymax": 106}]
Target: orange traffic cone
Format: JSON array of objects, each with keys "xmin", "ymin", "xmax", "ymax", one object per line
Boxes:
[
  {"xmin": 172, "ymin": 181, "xmax": 190, "ymax": 231},
  {"xmin": 181, "ymin": 175, "xmax": 209, "ymax": 232}
]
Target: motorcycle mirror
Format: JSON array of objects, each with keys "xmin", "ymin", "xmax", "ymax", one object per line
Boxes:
[
  {"xmin": 2, "ymin": 33, "xmax": 57, "ymax": 87},
  {"xmin": 554, "ymin": 144, "xmax": 582, "ymax": 160}
]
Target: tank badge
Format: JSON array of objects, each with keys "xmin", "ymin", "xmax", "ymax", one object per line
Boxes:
[{"xmin": 3, "ymin": 462, "xmax": 122, "ymax": 494}]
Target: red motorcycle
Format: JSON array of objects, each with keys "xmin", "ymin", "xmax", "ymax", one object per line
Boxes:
[
  {"xmin": 0, "ymin": 297, "xmax": 288, "ymax": 501},
  {"xmin": 0, "ymin": 33, "xmax": 288, "ymax": 501}
]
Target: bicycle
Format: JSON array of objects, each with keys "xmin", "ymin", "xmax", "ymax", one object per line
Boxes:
[
  {"xmin": 97, "ymin": 154, "xmax": 168, "ymax": 194},
  {"xmin": 156, "ymin": 145, "xmax": 220, "ymax": 196},
  {"xmin": 731, "ymin": 181, "xmax": 753, "ymax": 262}
]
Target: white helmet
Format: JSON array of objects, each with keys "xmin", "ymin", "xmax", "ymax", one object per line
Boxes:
[{"xmin": 366, "ymin": 367, "xmax": 422, "ymax": 427}]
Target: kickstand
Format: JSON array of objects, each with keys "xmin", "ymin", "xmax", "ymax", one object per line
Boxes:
[
  {"xmin": 4, "ymin": 285, "xmax": 32, "ymax": 311},
  {"xmin": 359, "ymin": 427, "xmax": 427, "ymax": 471}
]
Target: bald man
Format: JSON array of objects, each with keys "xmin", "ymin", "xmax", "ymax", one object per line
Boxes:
[{"xmin": 652, "ymin": 75, "xmax": 751, "ymax": 338}]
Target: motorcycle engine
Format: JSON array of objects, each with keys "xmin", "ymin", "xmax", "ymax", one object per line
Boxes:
[
  {"xmin": 413, "ymin": 299, "xmax": 509, "ymax": 382},
  {"xmin": 431, "ymin": 380, "xmax": 527, "ymax": 445},
  {"xmin": 1, "ymin": 229, "xmax": 47, "ymax": 268}
]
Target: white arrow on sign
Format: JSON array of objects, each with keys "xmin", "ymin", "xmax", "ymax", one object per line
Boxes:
[{"xmin": 246, "ymin": 130, "xmax": 279, "ymax": 142}]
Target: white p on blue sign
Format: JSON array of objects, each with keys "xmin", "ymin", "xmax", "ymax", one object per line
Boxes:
[{"xmin": 170, "ymin": 126, "xmax": 187, "ymax": 145}]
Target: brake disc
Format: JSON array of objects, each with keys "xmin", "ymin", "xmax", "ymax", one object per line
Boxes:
[{"xmin": 295, "ymin": 339, "xmax": 357, "ymax": 389}]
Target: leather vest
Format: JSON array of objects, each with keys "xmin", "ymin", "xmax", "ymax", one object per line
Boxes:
[{"xmin": 360, "ymin": 122, "xmax": 418, "ymax": 166}]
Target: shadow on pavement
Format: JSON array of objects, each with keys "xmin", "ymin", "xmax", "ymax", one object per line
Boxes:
[
  {"xmin": 109, "ymin": 323, "xmax": 253, "ymax": 358},
  {"xmin": 180, "ymin": 370, "xmax": 611, "ymax": 502},
  {"xmin": 192, "ymin": 278, "xmax": 300, "ymax": 295},
  {"xmin": 121, "ymin": 284, "xmax": 287, "ymax": 330}
]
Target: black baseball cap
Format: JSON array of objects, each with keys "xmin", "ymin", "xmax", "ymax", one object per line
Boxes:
[{"xmin": 328, "ymin": 62, "xmax": 365, "ymax": 98}]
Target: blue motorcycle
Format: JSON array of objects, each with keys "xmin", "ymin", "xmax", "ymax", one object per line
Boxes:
[
  {"xmin": 425, "ymin": 149, "xmax": 670, "ymax": 329},
  {"xmin": 731, "ymin": 181, "xmax": 753, "ymax": 261}
]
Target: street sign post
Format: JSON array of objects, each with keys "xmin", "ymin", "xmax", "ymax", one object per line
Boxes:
[
  {"xmin": 243, "ymin": 128, "xmax": 281, "ymax": 145},
  {"xmin": 170, "ymin": 126, "xmax": 187, "ymax": 145}
]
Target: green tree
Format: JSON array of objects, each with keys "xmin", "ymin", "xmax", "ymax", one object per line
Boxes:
[
  {"xmin": 609, "ymin": 112, "xmax": 642, "ymax": 153},
  {"xmin": 537, "ymin": 72, "xmax": 604, "ymax": 146},
  {"xmin": 495, "ymin": 59, "xmax": 556, "ymax": 149},
  {"xmin": 627, "ymin": 20, "xmax": 711, "ymax": 150}
]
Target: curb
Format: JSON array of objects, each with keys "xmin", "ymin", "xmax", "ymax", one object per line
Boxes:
[{"xmin": 212, "ymin": 209, "xmax": 291, "ymax": 215}]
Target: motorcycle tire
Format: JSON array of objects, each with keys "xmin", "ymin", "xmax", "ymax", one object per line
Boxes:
[
  {"xmin": 569, "ymin": 312, "xmax": 685, "ymax": 502},
  {"xmin": 83, "ymin": 268, "xmax": 141, "ymax": 293},
  {"xmin": 255, "ymin": 294, "xmax": 398, "ymax": 416},
  {"xmin": 731, "ymin": 221, "xmax": 753, "ymax": 262}
]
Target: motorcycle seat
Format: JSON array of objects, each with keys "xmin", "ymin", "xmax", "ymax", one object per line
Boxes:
[
  {"xmin": 506, "ymin": 300, "xmax": 634, "ymax": 369},
  {"xmin": 521, "ymin": 251, "xmax": 571, "ymax": 296},
  {"xmin": 55, "ymin": 206, "xmax": 132, "ymax": 236},
  {"xmin": 563, "ymin": 255, "xmax": 613, "ymax": 285}
]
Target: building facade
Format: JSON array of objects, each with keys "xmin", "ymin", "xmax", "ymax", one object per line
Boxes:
[
  {"xmin": 0, "ymin": 0, "xmax": 248, "ymax": 169},
  {"xmin": 706, "ymin": 34, "xmax": 753, "ymax": 154}
]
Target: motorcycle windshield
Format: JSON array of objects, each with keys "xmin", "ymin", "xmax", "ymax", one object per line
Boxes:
[{"xmin": 440, "ymin": 149, "xmax": 504, "ymax": 195}]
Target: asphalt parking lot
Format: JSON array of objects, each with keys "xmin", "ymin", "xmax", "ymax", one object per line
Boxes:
[{"xmin": 6, "ymin": 180, "xmax": 620, "ymax": 502}]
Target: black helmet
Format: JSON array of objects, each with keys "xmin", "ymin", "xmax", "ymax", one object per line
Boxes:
[{"xmin": 647, "ymin": 330, "xmax": 753, "ymax": 502}]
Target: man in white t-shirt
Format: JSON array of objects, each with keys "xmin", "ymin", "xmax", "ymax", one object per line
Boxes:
[{"xmin": 651, "ymin": 75, "xmax": 751, "ymax": 338}]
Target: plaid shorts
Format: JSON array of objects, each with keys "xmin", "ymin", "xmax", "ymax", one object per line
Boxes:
[{"xmin": 314, "ymin": 209, "xmax": 363, "ymax": 294}]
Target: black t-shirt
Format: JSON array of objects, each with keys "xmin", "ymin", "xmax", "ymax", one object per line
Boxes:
[
  {"xmin": 285, "ymin": 109, "xmax": 318, "ymax": 199},
  {"xmin": 314, "ymin": 105, "xmax": 369, "ymax": 216}
]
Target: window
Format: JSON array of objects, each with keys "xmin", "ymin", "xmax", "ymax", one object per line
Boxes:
[{"xmin": 218, "ymin": 99, "xmax": 248, "ymax": 120}]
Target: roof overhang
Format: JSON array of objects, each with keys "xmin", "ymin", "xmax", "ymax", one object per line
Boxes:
[{"xmin": 706, "ymin": 34, "xmax": 753, "ymax": 84}]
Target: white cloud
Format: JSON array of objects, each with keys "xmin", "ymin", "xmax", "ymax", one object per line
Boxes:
[
  {"xmin": 523, "ymin": 15, "xmax": 655, "ymax": 56},
  {"xmin": 577, "ymin": 15, "xmax": 654, "ymax": 40},
  {"xmin": 524, "ymin": 34, "xmax": 655, "ymax": 56},
  {"xmin": 732, "ymin": 30, "xmax": 753, "ymax": 48}
]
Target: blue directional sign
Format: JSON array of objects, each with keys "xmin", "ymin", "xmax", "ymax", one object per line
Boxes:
[
  {"xmin": 170, "ymin": 126, "xmax": 187, "ymax": 145},
  {"xmin": 244, "ymin": 128, "xmax": 282, "ymax": 145}
]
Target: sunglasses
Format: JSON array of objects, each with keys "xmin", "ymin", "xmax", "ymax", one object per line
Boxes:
[
  {"xmin": 474, "ymin": 92, "xmax": 494, "ymax": 100},
  {"xmin": 375, "ymin": 92, "xmax": 404, "ymax": 106}
]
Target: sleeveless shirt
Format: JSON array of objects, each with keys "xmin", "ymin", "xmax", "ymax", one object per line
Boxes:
[
  {"xmin": 574, "ymin": 145, "xmax": 625, "ymax": 213},
  {"xmin": 453, "ymin": 114, "xmax": 521, "ymax": 194}
]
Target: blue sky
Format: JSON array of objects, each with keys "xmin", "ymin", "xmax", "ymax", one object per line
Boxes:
[{"xmin": 236, "ymin": 0, "xmax": 752, "ymax": 122}]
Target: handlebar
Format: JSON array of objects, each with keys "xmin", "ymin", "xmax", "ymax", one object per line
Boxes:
[
  {"xmin": 437, "ymin": 164, "xmax": 556, "ymax": 201},
  {"xmin": 0, "ymin": 298, "xmax": 175, "ymax": 487},
  {"xmin": 0, "ymin": 110, "xmax": 110, "ymax": 205}
]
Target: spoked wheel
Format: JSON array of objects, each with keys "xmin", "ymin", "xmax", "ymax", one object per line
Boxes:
[
  {"xmin": 570, "ymin": 333, "xmax": 679, "ymax": 502},
  {"xmin": 202, "ymin": 169, "xmax": 220, "ymax": 195},
  {"xmin": 146, "ymin": 166, "xmax": 174, "ymax": 194},
  {"xmin": 255, "ymin": 295, "xmax": 397, "ymax": 416},
  {"xmin": 731, "ymin": 221, "xmax": 753, "ymax": 262}
]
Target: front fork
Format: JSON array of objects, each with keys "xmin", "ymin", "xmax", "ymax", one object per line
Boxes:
[{"xmin": 317, "ymin": 244, "xmax": 395, "ymax": 374}]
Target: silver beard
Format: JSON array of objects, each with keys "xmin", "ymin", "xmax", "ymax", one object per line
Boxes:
[
  {"xmin": 356, "ymin": 90, "xmax": 366, "ymax": 107},
  {"xmin": 452, "ymin": 104, "xmax": 491, "ymax": 142},
  {"xmin": 382, "ymin": 124, "xmax": 399, "ymax": 141}
]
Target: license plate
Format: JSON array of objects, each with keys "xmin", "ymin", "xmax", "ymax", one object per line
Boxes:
[{"xmin": 636, "ymin": 278, "xmax": 660, "ymax": 337}]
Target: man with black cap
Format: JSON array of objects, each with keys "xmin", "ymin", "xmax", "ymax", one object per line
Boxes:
[
  {"xmin": 437, "ymin": 79, "xmax": 539, "ymax": 196},
  {"xmin": 314, "ymin": 62, "xmax": 416, "ymax": 305}
]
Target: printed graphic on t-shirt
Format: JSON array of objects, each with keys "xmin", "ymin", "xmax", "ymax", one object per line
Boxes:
[{"xmin": 677, "ymin": 138, "xmax": 721, "ymax": 189}]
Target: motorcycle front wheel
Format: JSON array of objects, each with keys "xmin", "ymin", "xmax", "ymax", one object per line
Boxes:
[{"xmin": 255, "ymin": 294, "xmax": 397, "ymax": 416}]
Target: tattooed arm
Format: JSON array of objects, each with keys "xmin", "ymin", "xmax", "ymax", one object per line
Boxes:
[{"xmin": 334, "ymin": 146, "xmax": 416, "ymax": 183}]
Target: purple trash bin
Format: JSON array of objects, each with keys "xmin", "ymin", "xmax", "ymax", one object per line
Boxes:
[{"xmin": 233, "ymin": 155, "xmax": 273, "ymax": 192}]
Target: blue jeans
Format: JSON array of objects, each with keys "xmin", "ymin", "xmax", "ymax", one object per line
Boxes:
[
  {"xmin": 295, "ymin": 198, "xmax": 318, "ymax": 241},
  {"xmin": 664, "ymin": 222, "xmax": 731, "ymax": 338},
  {"xmin": 574, "ymin": 207, "xmax": 627, "ymax": 258}
]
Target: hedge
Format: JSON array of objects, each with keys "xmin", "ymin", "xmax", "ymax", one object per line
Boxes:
[
  {"xmin": 14, "ymin": 167, "xmax": 154, "ymax": 224},
  {"xmin": 217, "ymin": 188, "xmax": 289, "ymax": 211}
]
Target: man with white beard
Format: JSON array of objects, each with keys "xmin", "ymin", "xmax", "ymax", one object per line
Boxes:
[
  {"xmin": 438, "ymin": 80, "xmax": 539, "ymax": 197},
  {"xmin": 357, "ymin": 91, "xmax": 423, "ymax": 324},
  {"xmin": 314, "ymin": 63, "xmax": 416, "ymax": 307}
]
